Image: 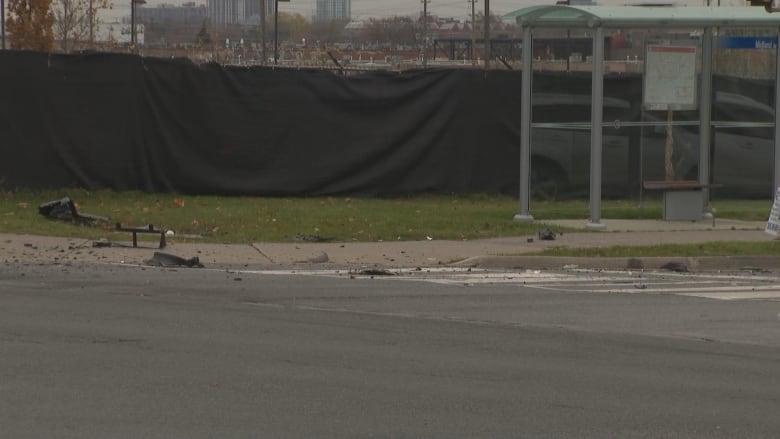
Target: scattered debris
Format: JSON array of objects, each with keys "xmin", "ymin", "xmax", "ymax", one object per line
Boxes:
[
  {"xmin": 660, "ymin": 261, "xmax": 688, "ymax": 272},
  {"xmin": 353, "ymin": 268, "xmax": 396, "ymax": 276},
  {"xmin": 294, "ymin": 234, "xmax": 334, "ymax": 242},
  {"xmin": 38, "ymin": 197, "xmax": 109, "ymax": 224},
  {"xmin": 144, "ymin": 252, "xmax": 203, "ymax": 268},
  {"xmin": 634, "ymin": 283, "xmax": 648, "ymax": 290},
  {"xmin": 626, "ymin": 258, "xmax": 644, "ymax": 270},
  {"xmin": 537, "ymin": 229, "xmax": 556, "ymax": 241},
  {"xmin": 115, "ymin": 223, "xmax": 167, "ymax": 249}
]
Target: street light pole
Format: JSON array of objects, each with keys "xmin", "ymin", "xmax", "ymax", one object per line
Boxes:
[
  {"xmin": 1, "ymin": 0, "xmax": 6, "ymax": 50},
  {"xmin": 484, "ymin": 0, "xmax": 490, "ymax": 69},
  {"xmin": 260, "ymin": 0, "xmax": 266, "ymax": 64},
  {"xmin": 131, "ymin": 0, "xmax": 136, "ymax": 47},
  {"xmin": 274, "ymin": 0, "xmax": 278, "ymax": 64},
  {"xmin": 131, "ymin": 0, "xmax": 146, "ymax": 51}
]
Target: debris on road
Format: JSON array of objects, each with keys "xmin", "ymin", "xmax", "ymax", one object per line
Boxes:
[
  {"xmin": 144, "ymin": 252, "xmax": 204, "ymax": 268},
  {"xmin": 660, "ymin": 261, "xmax": 689, "ymax": 272},
  {"xmin": 353, "ymin": 268, "xmax": 396, "ymax": 276},
  {"xmin": 537, "ymin": 229, "xmax": 557, "ymax": 241}
]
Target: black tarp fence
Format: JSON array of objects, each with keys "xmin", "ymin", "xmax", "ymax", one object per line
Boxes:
[{"xmin": 0, "ymin": 51, "xmax": 773, "ymax": 197}]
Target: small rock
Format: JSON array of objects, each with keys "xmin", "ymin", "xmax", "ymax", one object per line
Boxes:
[{"xmin": 308, "ymin": 252, "xmax": 329, "ymax": 263}]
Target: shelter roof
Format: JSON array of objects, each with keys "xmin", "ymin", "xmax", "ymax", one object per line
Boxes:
[{"xmin": 504, "ymin": 5, "xmax": 780, "ymax": 28}]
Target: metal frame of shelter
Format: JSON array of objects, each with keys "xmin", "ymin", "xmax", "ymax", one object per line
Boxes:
[{"xmin": 507, "ymin": 6, "xmax": 780, "ymax": 228}]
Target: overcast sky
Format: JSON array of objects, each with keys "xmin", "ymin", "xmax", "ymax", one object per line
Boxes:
[{"xmin": 116, "ymin": 0, "xmax": 742, "ymax": 22}]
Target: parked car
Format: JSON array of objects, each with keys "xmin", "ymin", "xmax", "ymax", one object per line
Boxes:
[{"xmin": 529, "ymin": 92, "xmax": 775, "ymax": 199}]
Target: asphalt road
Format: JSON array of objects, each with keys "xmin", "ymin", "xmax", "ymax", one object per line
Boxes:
[{"xmin": 2, "ymin": 262, "xmax": 780, "ymax": 438}]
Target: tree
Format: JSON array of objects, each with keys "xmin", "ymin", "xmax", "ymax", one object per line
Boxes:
[
  {"xmin": 362, "ymin": 16, "xmax": 417, "ymax": 49},
  {"xmin": 6, "ymin": 0, "xmax": 56, "ymax": 51},
  {"xmin": 277, "ymin": 12, "xmax": 308, "ymax": 43},
  {"xmin": 307, "ymin": 18, "xmax": 348, "ymax": 46},
  {"xmin": 195, "ymin": 18, "xmax": 211, "ymax": 48},
  {"xmin": 52, "ymin": 0, "xmax": 111, "ymax": 52}
]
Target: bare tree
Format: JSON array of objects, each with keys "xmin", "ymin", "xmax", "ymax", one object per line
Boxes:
[
  {"xmin": 52, "ymin": 0, "xmax": 110, "ymax": 52},
  {"xmin": 362, "ymin": 16, "xmax": 417, "ymax": 49}
]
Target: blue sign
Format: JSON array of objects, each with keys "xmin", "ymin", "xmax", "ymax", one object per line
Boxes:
[{"xmin": 717, "ymin": 36, "xmax": 778, "ymax": 50}]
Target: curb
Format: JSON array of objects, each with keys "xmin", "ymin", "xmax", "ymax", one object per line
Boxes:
[{"xmin": 456, "ymin": 255, "xmax": 780, "ymax": 273}]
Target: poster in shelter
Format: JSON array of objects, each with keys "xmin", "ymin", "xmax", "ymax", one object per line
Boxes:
[{"xmin": 643, "ymin": 43, "xmax": 698, "ymax": 111}]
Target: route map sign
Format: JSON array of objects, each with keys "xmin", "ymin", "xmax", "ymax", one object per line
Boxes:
[
  {"xmin": 766, "ymin": 187, "xmax": 780, "ymax": 236},
  {"xmin": 643, "ymin": 43, "xmax": 698, "ymax": 111}
]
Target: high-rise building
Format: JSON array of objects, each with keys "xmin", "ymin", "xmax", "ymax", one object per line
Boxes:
[
  {"xmin": 316, "ymin": 0, "xmax": 351, "ymax": 21},
  {"xmin": 209, "ymin": 0, "xmax": 275, "ymax": 26}
]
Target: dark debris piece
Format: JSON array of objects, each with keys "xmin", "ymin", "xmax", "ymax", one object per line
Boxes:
[
  {"xmin": 144, "ymin": 252, "xmax": 204, "ymax": 268},
  {"xmin": 537, "ymin": 229, "xmax": 557, "ymax": 241},
  {"xmin": 660, "ymin": 261, "xmax": 688, "ymax": 273},
  {"xmin": 294, "ymin": 234, "xmax": 335, "ymax": 242},
  {"xmin": 354, "ymin": 268, "xmax": 396, "ymax": 276},
  {"xmin": 38, "ymin": 197, "xmax": 109, "ymax": 224}
]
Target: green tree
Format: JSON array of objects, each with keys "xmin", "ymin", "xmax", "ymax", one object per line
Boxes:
[{"xmin": 6, "ymin": 0, "xmax": 56, "ymax": 51}]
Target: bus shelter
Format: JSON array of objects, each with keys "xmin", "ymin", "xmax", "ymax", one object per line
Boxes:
[{"xmin": 506, "ymin": 6, "xmax": 780, "ymax": 228}]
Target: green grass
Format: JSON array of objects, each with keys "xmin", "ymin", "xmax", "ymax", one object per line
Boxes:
[{"xmin": 0, "ymin": 189, "xmax": 773, "ymax": 246}]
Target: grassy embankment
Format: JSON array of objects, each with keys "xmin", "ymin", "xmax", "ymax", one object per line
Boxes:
[{"xmin": 1, "ymin": 189, "xmax": 777, "ymax": 256}]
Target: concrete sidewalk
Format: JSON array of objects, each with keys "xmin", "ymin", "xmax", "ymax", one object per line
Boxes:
[{"xmin": 2, "ymin": 218, "xmax": 777, "ymax": 272}]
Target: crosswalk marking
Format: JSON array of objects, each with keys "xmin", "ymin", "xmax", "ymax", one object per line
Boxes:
[{"xmin": 247, "ymin": 267, "xmax": 780, "ymax": 301}]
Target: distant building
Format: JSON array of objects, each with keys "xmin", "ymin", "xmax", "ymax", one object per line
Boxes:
[
  {"xmin": 316, "ymin": 0, "xmax": 351, "ymax": 21},
  {"xmin": 209, "ymin": 0, "xmax": 275, "ymax": 26},
  {"xmin": 137, "ymin": 3, "xmax": 208, "ymax": 26}
]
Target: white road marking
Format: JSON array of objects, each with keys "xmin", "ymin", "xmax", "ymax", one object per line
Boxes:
[{"xmin": 243, "ymin": 267, "xmax": 780, "ymax": 301}]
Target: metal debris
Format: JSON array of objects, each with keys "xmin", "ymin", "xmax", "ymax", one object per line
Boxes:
[{"xmin": 144, "ymin": 252, "xmax": 204, "ymax": 268}]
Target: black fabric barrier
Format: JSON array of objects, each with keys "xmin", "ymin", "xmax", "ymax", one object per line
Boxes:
[
  {"xmin": 1, "ymin": 51, "xmax": 529, "ymax": 196},
  {"xmin": 0, "ymin": 51, "xmax": 773, "ymax": 197}
]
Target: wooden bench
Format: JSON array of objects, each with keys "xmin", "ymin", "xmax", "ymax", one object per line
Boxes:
[{"xmin": 643, "ymin": 180, "xmax": 722, "ymax": 221}]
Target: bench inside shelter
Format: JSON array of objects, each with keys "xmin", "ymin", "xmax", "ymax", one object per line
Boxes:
[{"xmin": 643, "ymin": 180, "xmax": 722, "ymax": 221}]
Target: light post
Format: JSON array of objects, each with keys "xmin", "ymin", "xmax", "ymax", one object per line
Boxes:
[
  {"xmin": 131, "ymin": 0, "xmax": 146, "ymax": 50},
  {"xmin": 274, "ymin": 0, "xmax": 278, "ymax": 64},
  {"xmin": 1, "ymin": 0, "xmax": 5, "ymax": 50},
  {"xmin": 274, "ymin": 0, "xmax": 289, "ymax": 65}
]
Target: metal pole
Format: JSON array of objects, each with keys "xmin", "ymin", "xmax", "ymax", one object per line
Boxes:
[
  {"xmin": 470, "ymin": 0, "xmax": 476, "ymax": 65},
  {"xmin": 131, "ymin": 0, "xmax": 136, "ymax": 47},
  {"xmin": 1, "ymin": 0, "xmax": 5, "ymax": 50},
  {"xmin": 260, "ymin": 0, "xmax": 266, "ymax": 65},
  {"xmin": 587, "ymin": 26, "xmax": 606, "ymax": 229},
  {"xmin": 514, "ymin": 24, "xmax": 534, "ymax": 222},
  {"xmin": 484, "ymin": 0, "xmax": 489, "ymax": 70},
  {"xmin": 89, "ymin": 0, "xmax": 94, "ymax": 45},
  {"xmin": 274, "ymin": 0, "xmax": 278, "ymax": 64},
  {"xmin": 774, "ymin": 26, "xmax": 780, "ymax": 195},
  {"xmin": 422, "ymin": 0, "xmax": 428, "ymax": 67},
  {"xmin": 699, "ymin": 27, "xmax": 714, "ymax": 216}
]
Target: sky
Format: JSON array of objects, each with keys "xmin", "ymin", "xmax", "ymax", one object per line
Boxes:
[
  {"xmin": 133, "ymin": 0, "xmax": 740, "ymax": 21},
  {"xmin": 283, "ymin": 0, "xmax": 744, "ymax": 19}
]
